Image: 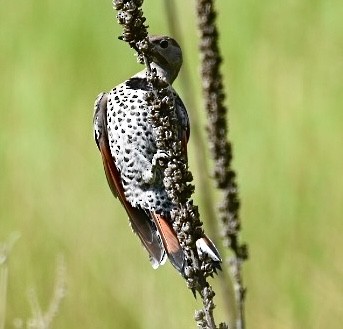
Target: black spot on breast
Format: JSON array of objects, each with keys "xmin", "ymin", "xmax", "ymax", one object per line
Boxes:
[{"xmin": 126, "ymin": 77, "xmax": 150, "ymax": 91}]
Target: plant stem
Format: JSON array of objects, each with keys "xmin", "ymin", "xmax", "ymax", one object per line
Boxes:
[{"xmin": 195, "ymin": 0, "xmax": 248, "ymax": 328}]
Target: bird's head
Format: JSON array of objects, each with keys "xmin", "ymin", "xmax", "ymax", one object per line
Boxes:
[{"xmin": 148, "ymin": 35, "xmax": 183, "ymax": 84}]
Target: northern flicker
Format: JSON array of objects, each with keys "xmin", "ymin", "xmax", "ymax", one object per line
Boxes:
[{"xmin": 93, "ymin": 35, "xmax": 221, "ymax": 275}]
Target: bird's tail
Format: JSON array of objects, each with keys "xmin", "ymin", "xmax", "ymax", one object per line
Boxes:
[
  {"xmin": 196, "ymin": 235, "xmax": 222, "ymax": 273},
  {"xmin": 150, "ymin": 211, "xmax": 222, "ymax": 275},
  {"xmin": 150, "ymin": 212, "xmax": 185, "ymax": 273}
]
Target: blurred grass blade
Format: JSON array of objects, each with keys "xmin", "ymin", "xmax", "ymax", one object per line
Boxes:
[
  {"xmin": 0, "ymin": 265, "xmax": 8, "ymax": 329},
  {"xmin": 0, "ymin": 233, "xmax": 20, "ymax": 329}
]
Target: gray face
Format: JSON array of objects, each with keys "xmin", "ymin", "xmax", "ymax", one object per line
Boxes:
[{"xmin": 148, "ymin": 36, "xmax": 183, "ymax": 83}]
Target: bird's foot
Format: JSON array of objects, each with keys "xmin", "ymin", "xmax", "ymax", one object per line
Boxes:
[
  {"xmin": 141, "ymin": 150, "xmax": 168, "ymax": 184},
  {"xmin": 152, "ymin": 150, "xmax": 168, "ymax": 167}
]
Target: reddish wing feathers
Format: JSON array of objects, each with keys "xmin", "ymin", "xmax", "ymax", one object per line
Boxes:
[
  {"xmin": 181, "ymin": 130, "xmax": 188, "ymax": 161},
  {"xmin": 94, "ymin": 93, "xmax": 165, "ymax": 267}
]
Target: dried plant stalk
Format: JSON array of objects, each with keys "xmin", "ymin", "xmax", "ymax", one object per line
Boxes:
[
  {"xmin": 195, "ymin": 1, "xmax": 248, "ymax": 329},
  {"xmin": 112, "ymin": 0, "xmax": 226, "ymax": 328},
  {"xmin": 13, "ymin": 255, "xmax": 66, "ymax": 329}
]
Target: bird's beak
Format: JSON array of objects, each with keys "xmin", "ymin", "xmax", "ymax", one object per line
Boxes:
[{"xmin": 148, "ymin": 40, "xmax": 169, "ymax": 68}]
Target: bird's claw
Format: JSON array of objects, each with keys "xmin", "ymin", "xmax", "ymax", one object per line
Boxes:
[
  {"xmin": 152, "ymin": 150, "xmax": 169, "ymax": 167},
  {"xmin": 141, "ymin": 150, "xmax": 169, "ymax": 184}
]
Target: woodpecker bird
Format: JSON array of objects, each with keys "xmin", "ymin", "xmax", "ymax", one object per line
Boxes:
[{"xmin": 93, "ymin": 35, "xmax": 221, "ymax": 275}]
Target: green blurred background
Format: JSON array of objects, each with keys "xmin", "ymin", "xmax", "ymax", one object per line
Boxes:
[{"xmin": 1, "ymin": 0, "xmax": 342, "ymax": 328}]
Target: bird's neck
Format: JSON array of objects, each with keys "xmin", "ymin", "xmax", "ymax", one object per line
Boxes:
[{"xmin": 134, "ymin": 63, "xmax": 177, "ymax": 85}]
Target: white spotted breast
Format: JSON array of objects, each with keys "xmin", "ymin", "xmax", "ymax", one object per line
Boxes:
[{"xmin": 106, "ymin": 76, "xmax": 182, "ymax": 214}]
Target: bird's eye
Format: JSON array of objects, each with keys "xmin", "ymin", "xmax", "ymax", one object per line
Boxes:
[{"xmin": 159, "ymin": 39, "xmax": 169, "ymax": 49}]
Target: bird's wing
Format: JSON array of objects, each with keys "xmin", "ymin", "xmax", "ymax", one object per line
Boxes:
[
  {"xmin": 93, "ymin": 92, "xmax": 166, "ymax": 268},
  {"xmin": 175, "ymin": 94, "xmax": 190, "ymax": 159}
]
